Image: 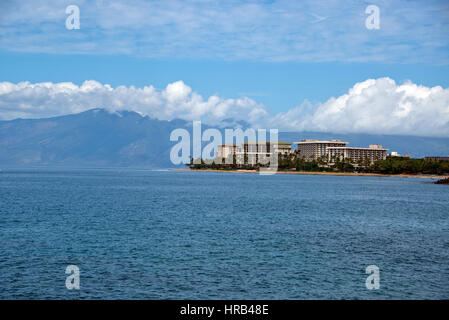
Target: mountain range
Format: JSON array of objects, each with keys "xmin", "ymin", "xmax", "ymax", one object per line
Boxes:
[{"xmin": 0, "ymin": 109, "xmax": 448, "ymax": 168}]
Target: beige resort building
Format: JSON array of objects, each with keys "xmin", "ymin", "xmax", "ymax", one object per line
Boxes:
[
  {"xmin": 327, "ymin": 145, "xmax": 388, "ymax": 163},
  {"xmin": 294, "ymin": 139, "xmax": 349, "ymax": 159},
  {"xmin": 217, "ymin": 141, "xmax": 292, "ymax": 165},
  {"xmin": 216, "ymin": 143, "xmax": 237, "ymax": 159},
  {"xmin": 217, "ymin": 139, "xmax": 387, "ymax": 165},
  {"xmin": 294, "ymin": 139, "xmax": 388, "ymax": 164},
  {"xmin": 240, "ymin": 141, "xmax": 292, "ymax": 156}
]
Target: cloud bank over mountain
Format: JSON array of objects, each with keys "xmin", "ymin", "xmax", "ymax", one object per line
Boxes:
[
  {"xmin": 0, "ymin": 80, "xmax": 268, "ymax": 126},
  {"xmin": 0, "ymin": 78, "xmax": 448, "ymax": 137}
]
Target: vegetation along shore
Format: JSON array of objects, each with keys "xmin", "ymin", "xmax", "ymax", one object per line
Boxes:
[{"xmin": 184, "ymin": 153, "xmax": 449, "ymax": 180}]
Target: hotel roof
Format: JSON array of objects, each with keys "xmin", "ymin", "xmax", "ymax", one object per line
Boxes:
[
  {"xmin": 327, "ymin": 146, "xmax": 388, "ymax": 151},
  {"xmin": 293, "ymin": 139, "xmax": 349, "ymax": 145},
  {"xmin": 218, "ymin": 143, "xmax": 237, "ymax": 146},
  {"xmin": 243, "ymin": 141, "xmax": 291, "ymax": 145}
]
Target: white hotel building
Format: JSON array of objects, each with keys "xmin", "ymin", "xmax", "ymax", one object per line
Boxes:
[
  {"xmin": 294, "ymin": 139, "xmax": 387, "ymax": 163},
  {"xmin": 327, "ymin": 145, "xmax": 388, "ymax": 163},
  {"xmin": 217, "ymin": 141, "xmax": 292, "ymax": 165},
  {"xmin": 216, "ymin": 143, "xmax": 237, "ymax": 159},
  {"xmin": 217, "ymin": 139, "xmax": 387, "ymax": 165},
  {"xmin": 294, "ymin": 139, "xmax": 348, "ymax": 159}
]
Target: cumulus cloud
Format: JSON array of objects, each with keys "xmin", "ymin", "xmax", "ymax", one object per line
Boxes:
[
  {"xmin": 0, "ymin": 80, "xmax": 268, "ymax": 126},
  {"xmin": 1, "ymin": 78, "xmax": 448, "ymax": 137},
  {"xmin": 270, "ymin": 78, "xmax": 449, "ymax": 137}
]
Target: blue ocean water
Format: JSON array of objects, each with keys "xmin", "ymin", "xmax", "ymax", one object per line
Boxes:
[{"xmin": 0, "ymin": 169, "xmax": 448, "ymax": 299}]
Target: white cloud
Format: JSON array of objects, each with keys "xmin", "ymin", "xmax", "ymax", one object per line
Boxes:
[
  {"xmin": 0, "ymin": 80, "xmax": 268, "ymax": 126},
  {"xmin": 1, "ymin": 78, "xmax": 448, "ymax": 137},
  {"xmin": 0, "ymin": 0, "xmax": 448, "ymax": 63},
  {"xmin": 270, "ymin": 78, "xmax": 449, "ymax": 137}
]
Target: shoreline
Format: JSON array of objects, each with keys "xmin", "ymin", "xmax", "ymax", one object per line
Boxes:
[{"xmin": 171, "ymin": 168, "xmax": 447, "ymax": 179}]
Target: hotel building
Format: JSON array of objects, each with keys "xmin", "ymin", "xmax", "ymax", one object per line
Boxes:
[
  {"xmin": 390, "ymin": 152, "xmax": 411, "ymax": 158},
  {"xmin": 238, "ymin": 141, "xmax": 292, "ymax": 165},
  {"xmin": 294, "ymin": 139, "xmax": 349, "ymax": 159},
  {"xmin": 216, "ymin": 143, "xmax": 237, "ymax": 159},
  {"xmin": 327, "ymin": 145, "xmax": 388, "ymax": 163},
  {"xmin": 240, "ymin": 141, "xmax": 292, "ymax": 156},
  {"xmin": 218, "ymin": 139, "xmax": 387, "ymax": 165},
  {"xmin": 217, "ymin": 141, "xmax": 292, "ymax": 165}
]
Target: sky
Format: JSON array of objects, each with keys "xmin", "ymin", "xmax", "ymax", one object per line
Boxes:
[{"xmin": 0, "ymin": 0, "xmax": 449, "ymax": 136}]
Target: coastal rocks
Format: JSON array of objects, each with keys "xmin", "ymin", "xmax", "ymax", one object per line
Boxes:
[{"xmin": 434, "ymin": 177, "xmax": 449, "ymax": 184}]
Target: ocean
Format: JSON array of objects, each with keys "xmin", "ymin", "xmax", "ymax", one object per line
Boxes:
[{"xmin": 0, "ymin": 169, "xmax": 448, "ymax": 299}]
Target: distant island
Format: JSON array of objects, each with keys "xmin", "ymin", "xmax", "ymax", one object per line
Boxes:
[{"xmin": 1, "ymin": 110, "xmax": 449, "ymax": 168}]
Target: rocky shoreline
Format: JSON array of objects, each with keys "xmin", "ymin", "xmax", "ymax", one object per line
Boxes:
[{"xmin": 434, "ymin": 177, "xmax": 449, "ymax": 184}]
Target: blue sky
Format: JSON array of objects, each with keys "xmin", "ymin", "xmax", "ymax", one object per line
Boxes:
[
  {"xmin": 1, "ymin": 52, "xmax": 449, "ymax": 113},
  {"xmin": 0, "ymin": 0, "xmax": 449, "ymax": 136}
]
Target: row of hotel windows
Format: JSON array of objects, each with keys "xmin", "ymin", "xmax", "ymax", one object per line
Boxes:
[{"xmin": 217, "ymin": 140, "xmax": 388, "ymax": 163}]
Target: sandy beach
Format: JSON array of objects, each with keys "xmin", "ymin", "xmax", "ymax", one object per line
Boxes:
[{"xmin": 172, "ymin": 168, "xmax": 448, "ymax": 180}]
